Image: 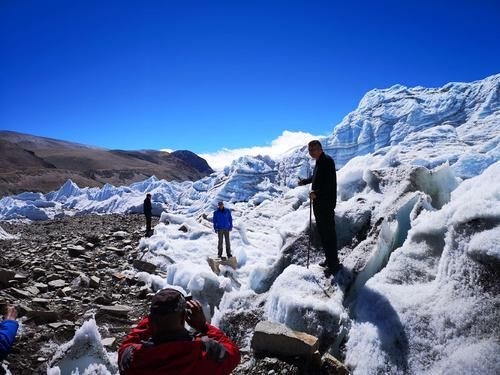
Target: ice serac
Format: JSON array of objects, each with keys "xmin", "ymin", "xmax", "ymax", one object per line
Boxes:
[
  {"xmin": 47, "ymin": 319, "xmax": 117, "ymax": 374},
  {"xmin": 0, "ymin": 225, "xmax": 17, "ymax": 240},
  {"xmin": 265, "ymin": 265, "xmax": 346, "ymax": 348},
  {"xmin": 280, "ymin": 73, "xmax": 500, "ymax": 184},
  {"xmin": 326, "ymin": 74, "xmax": 500, "ymax": 168},
  {"xmin": 345, "ymin": 162, "xmax": 500, "ymax": 374},
  {"xmin": 52, "ymin": 179, "xmax": 82, "ymax": 202}
]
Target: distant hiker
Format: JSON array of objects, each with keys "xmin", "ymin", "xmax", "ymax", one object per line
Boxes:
[
  {"xmin": 298, "ymin": 140, "xmax": 340, "ymax": 276},
  {"xmin": 118, "ymin": 288, "xmax": 240, "ymax": 375},
  {"xmin": 0, "ymin": 304, "xmax": 18, "ymax": 361},
  {"xmin": 144, "ymin": 193, "xmax": 152, "ymax": 236},
  {"xmin": 213, "ymin": 201, "xmax": 233, "ymax": 258}
]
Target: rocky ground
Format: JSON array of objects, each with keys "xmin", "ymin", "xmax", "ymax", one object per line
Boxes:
[
  {"xmin": 0, "ymin": 214, "xmax": 348, "ymax": 375},
  {"xmin": 0, "ymin": 214, "xmax": 159, "ymax": 374}
]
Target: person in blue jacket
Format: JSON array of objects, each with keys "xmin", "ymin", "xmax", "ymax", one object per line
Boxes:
[
  {"xmin": 0, "ymin": 304, "xmax": 18, "ymax": 361},
  {"xmin": 213, "ymin": 201, "xmax": 233, "ymax": 258}
]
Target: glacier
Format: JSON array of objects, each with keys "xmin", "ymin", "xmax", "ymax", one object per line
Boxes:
[{"xmin": 1, "ymin": 73, "xmax": 499, "ymax": 374}]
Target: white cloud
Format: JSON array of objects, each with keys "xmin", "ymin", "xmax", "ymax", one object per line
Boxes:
[
  {"xmin": 160, "ymin": 148, "xmax": 174, "ymax": 153},
  {"xmin": 199, "ymin": 130, "xmax": 322, "ymax": 170}
]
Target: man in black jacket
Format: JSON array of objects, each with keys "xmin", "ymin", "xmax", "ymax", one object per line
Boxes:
[
  {"xmin": 299, "ymin": 140, "xmax": 340, "ymax": 275},
  {"xmin": 144, "ymin": 193, "xmax": 152, "ymax": 236}
]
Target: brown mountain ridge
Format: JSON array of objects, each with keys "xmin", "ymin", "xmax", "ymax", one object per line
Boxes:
[{"xmin": 0, "ymin": 131, "xmax": 214, "ymax": 197}]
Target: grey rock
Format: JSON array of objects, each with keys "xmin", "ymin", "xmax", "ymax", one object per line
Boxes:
[
  {"xmin": 106, "ymin": 246, "xmax": 126, "ymax": 256},
  {"xmin": 48, "ymin": 279, "xmax": 67, "ymax": 289},
  {"xmin": 32, "ymin": 268, "xmax": 46, "ymax": 279},
  {"xmin": 26, "ymin": 286, "xmax": 41, "ymax": 295},
  {"xmin": 102, "ymin": 337, "xmax": 116, "ymax": 346},
  {"xmin": 98, "ymin": 304, "xmax": 132, "ymax": 317},
  {"xmin": 112, "ymin": 231, "xmax": 129, "ymax": 239},
  {"xmin": 133, "ymin": 259, "xmax": 157, "ymax": 273},
  {"xmin": 34, "ymin": 283, "xmax": 48, "ymax": 293},
  {"xmin": 207, "ymin": 256, "xmax": 238, "ymax": 275},
  {"xmin": 10, "ymin": 287, "xmax": 33, "ymax": 299},
  {"xmin": 321, "ymin": 353, "xmax": 350, "ymax": 375},
  {"xmin": 0, "ymin": 268, "xmax": 16, "ymax": 287},
  {"xmin": 32, "ymin": 298, "xmax": 50, "ymax": 306},
  {"xmin": 14, "ymin": 273, "xmax": 29, "ymax": 283},
  {"xmin": 251, "ymin": 321, "xmax": 319, "ymax": 358},
  {"xmin": 68, "ymin": 245, "xmax": 86, "ymax": 257},
  {"xmin": 89, "ymin": 276, "xmax": 100, "ymax": 288}
]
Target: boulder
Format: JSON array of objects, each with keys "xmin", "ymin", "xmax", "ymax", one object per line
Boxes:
[
  {"xmin": 98, "ymin": 305, "xmax": 132, "ymax": 317},
  {"xmin": 32, "ymin": 268, "xmax": 46, "ymax": 279},
  {"xmin": 0, "ymin": 268, "xmax": 16, "ymax": 287},
  {"xmin": 25, "ymin": 286, "xmax": 40, "ymax": 296},
  {"xmin": 89, "ymin": 276, "xmax": 100, "ymax": 288},
  {"xmin": 19, "ymin": 305, "xmax": 59, "ymax": 324},
  {"xmin": 68, "ymin": 245, "xmax": 86, "ymax": 258},
  {"xmin": 10, "ymin": 287, "xmax": 32, "ymax": 299},
  {"xmin": 72, "ymin": 274, "xmax": 90, "ymax": 289},
  {"xmin": 321, "ymin": 353, "xmax": 350, "ymax": 375},
  {"xmin": 14, "ymin": 273, "xmax": 29, "ymax": 283},
  {"xmin": 106, "ymin": 246, "xmax": 126, "ymax": 256},
  {"xmin": 133, "ymin": 259, "xmax": 157, "ymax": 273},
  {"xmin": 102, "ymin": 337, "xmax": 116, "ymax": 347},
  {"xmin": 112, "ymin": 231, "xmax": 129, "ymax": 239},
  {"xmin": 48, "ymin": 279, "xmax": 67, "ymax": 290},
  {"xmin": 34, "ymin": 283, "xmax": 48, "ymax": 293},
  {"xmin": 207, "ymin": 256, "xmax": 238, "ymax": 275},
  {"xmin": 251, "ymin": 321, "xmax": 319, "ymax": 358}
]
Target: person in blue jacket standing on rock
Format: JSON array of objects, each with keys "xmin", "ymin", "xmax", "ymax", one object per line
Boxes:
[
  {"xmin": 0, "ymin": 304, "xmax": 18, "ymax": 361},
  {"xmin": 213, "ymin": 201, "xmax": 233, "ymax": 258}
]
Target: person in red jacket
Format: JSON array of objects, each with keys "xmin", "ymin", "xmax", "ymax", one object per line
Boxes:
[{"xmin": 118, "ymin": 288, "xmax": 240, "ymax": 375}]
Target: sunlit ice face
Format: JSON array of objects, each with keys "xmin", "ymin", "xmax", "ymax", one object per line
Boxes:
[{"xmin": 308, "ymin": 144, "xmax": 322, "ymax": 160}]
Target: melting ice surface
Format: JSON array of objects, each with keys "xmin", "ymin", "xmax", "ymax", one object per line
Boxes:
[
  {"xmin": 1, "ymin": 74, "xmax": 499, "ymax": 374},
  {"xmin": 47, "ymin": 320, "xmax": 117, "ymax": 375}
]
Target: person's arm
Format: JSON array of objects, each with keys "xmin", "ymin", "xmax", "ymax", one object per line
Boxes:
[
  {"xmin": 298, "ymin": 176, "xmax": 312, "ymax": 186},
  {"xmin": 201, "ymin": 324, "xmax": 241, "ymax": 374},
  {"xmin": 118, "ymin": 317, "xmax": 152, "ymax": 373},
  {"xmin": 0, "ymin": 306, "xmax": 18, "ymax": 361},
  {"xmin": 186, "ymin": 300, "xmax": 240, "ymax": 374},
  {"xmin": 228, "ymin": 210, "xmax": 233, "ymax": 231}
]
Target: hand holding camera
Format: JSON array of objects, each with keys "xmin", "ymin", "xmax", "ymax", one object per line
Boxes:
[{"xmin": 185, "ymin": 299, "xmax": 207, "ymax": 332}]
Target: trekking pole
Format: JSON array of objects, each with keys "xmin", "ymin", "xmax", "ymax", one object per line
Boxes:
[
  {"xmin": 305, "ymin": 156, "xmax": 312, "ymax": 269},
  {"xmin": 307, "ymin": 194, "xmax": 312, "ymax": 269}
]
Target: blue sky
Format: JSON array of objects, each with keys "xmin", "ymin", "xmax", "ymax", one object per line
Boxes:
[{"xmin": 1, "ymin": 0, "xmax": 499, "ymax": 155}]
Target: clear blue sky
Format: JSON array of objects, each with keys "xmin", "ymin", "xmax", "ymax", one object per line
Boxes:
[{"xmin": 1, "ymin": 0, "xmax": 499, "ymax": 153}]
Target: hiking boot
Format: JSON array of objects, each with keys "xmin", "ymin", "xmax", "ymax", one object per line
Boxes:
[
  {"xmin": 324, "ymin": 264, "xmax": 343, "ymax": 277},
  {"xmin": 323, "ymin": 268, "xmax": 334, "ymax": 278}
]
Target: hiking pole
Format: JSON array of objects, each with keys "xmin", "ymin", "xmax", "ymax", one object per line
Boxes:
[{"xmin": 307, "ymin": 195, "xmax": 312, "ymax": 269}]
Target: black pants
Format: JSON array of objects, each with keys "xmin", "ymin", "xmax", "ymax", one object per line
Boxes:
[
  {"xmin": 217, "ymin": 230, "xmax": 232, "ymax": 257},
  {"xmin": 145, "ymin": 215, "xmax": 152, "ymax": 233},
  {"xmin": 313, "ymin": 201, "xmax": 338, "ymax": 269}
]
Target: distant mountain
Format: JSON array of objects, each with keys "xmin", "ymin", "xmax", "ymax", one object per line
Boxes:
[
  {"xmin": 171, "ymin": 150, "xmax": 214, "ymax": 174},
  {"xmin": 0, "ymin": 131, "xmax": 214, "ymax": 197}
]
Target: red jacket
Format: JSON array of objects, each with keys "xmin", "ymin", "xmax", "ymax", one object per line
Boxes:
[{"xmin": 118, "ymin": 317, "xmax": 240, "ymax": 375}]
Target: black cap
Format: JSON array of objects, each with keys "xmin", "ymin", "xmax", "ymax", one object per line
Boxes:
[{"xmin": 150, "ymin": 288, "xmax": 186, "ymax": 316}]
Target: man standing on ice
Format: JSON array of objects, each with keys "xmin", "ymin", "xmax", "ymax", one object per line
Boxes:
[
  {"xmin": 298, "ymin": 140, "xmax": 340, "ymax": 276},
  {"xmin": 143, "ymin": 193, "xmax": 152, "ymax": 237},
  {"xmin": 213, "ymin": 201, "xmax": 233, "ymax": 258}
]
